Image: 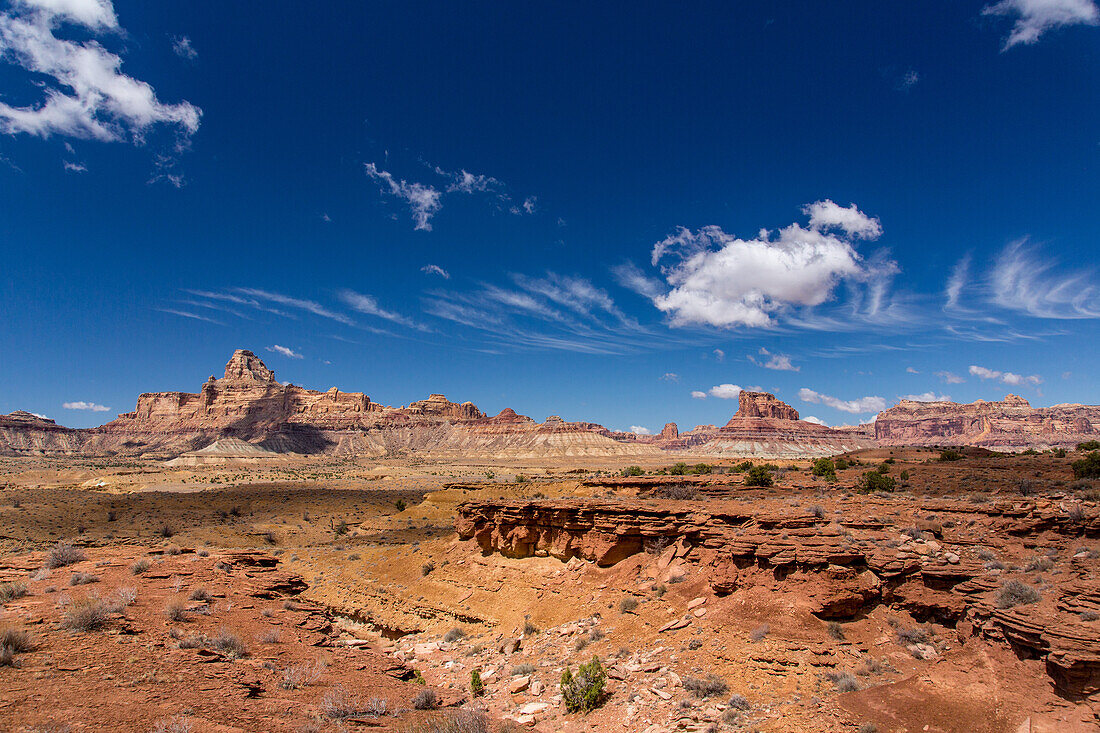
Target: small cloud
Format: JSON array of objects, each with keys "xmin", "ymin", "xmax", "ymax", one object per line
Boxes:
[
  {"xmin": 339, "ymin": 289, "xmax": 423, "ymax": 329},
  {"xmin": 691, "ymin": 390, "xmax": 708, "ymax": 400},
  {"xmin": 63, "ymin": 160, "xmax": 86, "ymax": 172},
  {"xmin": 172, "ymin": 35, "xmax": 198, "ymax": 60},
  {"xmin": 522, "ymin": 196, "xmax": 537, "ymax": 214},
  {"xmin": 321, "ymin": 213, "xmax": 332, "ymax": 222},
  {"xmin": 798, "ymin": 388, "xmax": 886, "ymax": 414},
  {"xmin": 421, "ymin": 264, "xmax": 450, "ymax": 279},
  {"xmin": 630, "ymin": 425, "xmax": 651, "ymax": 435},
  {"xmin": 31, "ymin": 412, "xmax": 50, "ymax": 420},
  {"xmin": 660, "ymin": 372, "xmax": 680, "ymax": 382},
  {"xmin": 266, "ymin": 345, "xmax": 303, "ymax": 359},
  {"xmin": 364, "ymin": 163, "xmax": 442, "ymax": 231},
  {"xmin": 901, "ymin": 392, "xmax": 951, "ymax": 402},
  {"xmin": 906, "ymin": 366, "xmax": 920, "ymax": 374},
  {"xmin": 708, "ymin": 384, "xmax": 743, "ymax": 400},
  {"xmin": 983, "ymin": 0, "xmax": 1100, "ymax": 50},
  {"xmin": 63, "ymin": 401, "xmax": 109, "ymax": 412},
  {"xmin": 968, "ymin": 364, "xmax": 1042, "ymax": 386},
  {"xmin": 712, "ymin": 348, "xmax": 725, "ymax": 362},
  {"xmin": 803, "ymin": 415, "xmax": 828, "ymax": 426},
  {"xmin": 1062, "ymin": 371, "xmax": 1072, "ymax": 379},
  {"xmin": 748, "ymin": 347, "xmax": 799, "ymax": 372},
  {"xmin": 936, "ymin": 370, "xmax": 965, "ymax": 384},
  {"xmin": 897, "ymin": 69, "xmax": 920, "ymax": 90}
]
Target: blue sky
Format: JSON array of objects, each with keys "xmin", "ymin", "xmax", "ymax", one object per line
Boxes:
[{"xmin": 1, "ymin": 0, "xmax": 1099, "ymax": 431}]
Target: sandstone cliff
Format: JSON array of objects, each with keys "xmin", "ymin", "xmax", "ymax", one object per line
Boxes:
[{"xmin": 874, "ymin": 394, "xmax": 1100, "ymax": 450}]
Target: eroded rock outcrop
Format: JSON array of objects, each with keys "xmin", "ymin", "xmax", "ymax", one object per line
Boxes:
[
  {"xmin": 457, "ymin": 496, "xmax": 1100, "ymax": 697},
  {"xmin": 875, "ymin": 394, "xmax": 1100, "ymax": 450}
]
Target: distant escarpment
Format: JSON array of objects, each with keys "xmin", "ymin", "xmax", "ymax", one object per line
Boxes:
[
  {"xmin": 695, "ymin": 391, "xmax": 874, "ymax": 458},
  {"xmin": 874, "ymin": 395, "xmax": 1100, "ymax": 451}
]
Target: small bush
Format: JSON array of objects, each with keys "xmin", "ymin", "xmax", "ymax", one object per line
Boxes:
[
  {"xmin": 470, "ymin": 668, "xmax": 485, "ymax": 697},
  {"xmin": 621, "ymin": 465, "xmax": 644, "ymax": 477},
  {"xmin": 512, "ymin": 662, "xmax": 537, "ymax": 675},
  {"xmin": 809, "ymin": 505, "xmax": 825, "ymax": 519},
  {"xmin": 619, "ymin": 596, "xmax": 639, "ymax": 614},
  {"xmin": 130, "ymin": 559, "xmax": 151, "ymax": 575},
  {"xmin": 177, "ymin": 634, "xmax": 205, "ymax": 649},
  {"xmin": 47, "ymin": 542, "xmax": 85, "ymax": 569},
  {"xmin": 63, "ymin": 597, "xmax": 109, "ymax": 631},
  {"xmin": 682, "ymin": 674, "xmax": 728, "ymax": 698},
  {"xmin": 858, "ymin": 724, "xmax": 878, "ymax": 733},
  {"xmin": 812, "ymin": 458, "xmax": 836, "ymax": 480},
  {"xmin": 280, "ymin": 662, "xmax": 323, "ymax": 690},
  {"xmin": 515, "ymin": 474, "xmax": 528, "ymax": 484},
  {"xmin": 421, "ymin": 561, "xmax": 436, "ymax": 576},
  {"xmin": 0, "ymin": 627, "xmax": 35, "ymax": 663},
  {"xmin": 996, "ymin": 580, "xmax": 1041, "ymax": 609},
  {"xmin": 856, "ymin": 471, "xmax": 896, "ymax": 493},
  {"xmin": 157, "ymin": 524, "xmax": 175, "ymax": 539},
  {"xmin": 560, "ymin": 656, "xmax": 607, "ymax": 713},
  {"xmin": 750, "ymin": 624, "xmax": 769, "ymax": 642},
  {"xmin": 0, "ymin": 581, "xmax": 27, "ymax": 604},
  {"xmin": 827, "ymin": 669, "xmax": 860, "ymax": 692},
  {"xmin": 210, "ymin": 628, "xmax": 247, "ymax": 658},
  {"xmin": 744, "ymin": 465, "xmax": 774, "ymax": 488},
  {"xmin": 523, "ymin": 620, "xmax": 539, "ymax": 636},
  {"xmin": 654, "ymin": 485, "xmax": 699, "ymax": 500},
  {"xmin": 164, "ymin": 545, "xmax": 182, "ymax": 556},
  {"xmin": 395, "ymin": 499, "xmax": 407, "ymax": 511},
  {"xmin": 1077, "ymin": 441, "xmax": 1100, "ymax": 452},
  {"xmin": 728, "ymin": 694, "xmax": 750, "ymax": 710},
  {"xmin": 150, "ymin": 716, "xmax": 192, "ymax": 733},
  {"xmin": 827, "ymin": 621, "xmax": 845, "ymax": 640},
  {"xmin": 896, "ymin": 627, "xmax": 928, "ymax": 645},
  {"xmin": 189, "ymin": 588, "xmax": 213, "ymax": 602},
  {"xmin": 69, "ymin": 572, "xmax": 100, "ymax": 586},
  {"xmin": 443, "ymin": 627, "xmax": 466, "ymax": 643},
  {"xmin": 1024, "ymin": 556, "xmax": 1053, "ymax": 573},
  {"xmin": 1072, "ymin": 452, "xmax": 1100, "ymax": 479},
  {"xmin": 321, "ymin": 685, "xmax": 367, "ymax": 719},
  {"xmin": 939, "ymin": 449, "xmax": 964, "ymax": 462},
  {"xmin": 165, "ymin": 601, "xmax": 189, "ymax": 622},
  {"xmin": 412, "ymin": 688, "xmax": 438, "ymax": 710}
]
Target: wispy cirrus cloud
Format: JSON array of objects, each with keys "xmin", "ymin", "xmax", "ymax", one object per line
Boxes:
[
  {"xmin": 171, "ymin": 35, "xmax": 197, "ymax": 60},
  {"xmin": 900, "ymin": 391, "xmax": 951, "ymax": 402},
  {"xmin": 989, "ymin": 239, "xmax": 1100, "ymax": 319},
  {"xmin": 338, "ymin": 289, "xmax": 425, "ymax": 330},
  {"xmin": 983, "ymin": 0, "xmax": 1099, "ymax": 49},
  {"xmin": 798, "ymin": 387, "xmax": 886, "ymax": 414},
  {"xmin": 236, "ymin": 288, "xmax": 355, "ymax": 325},
  {"xmin": 156, "ymin": 307, "xmax": 223, "ymax": 325},
  {"xmin": 421, "ymin": 264, "xmax": 450, "ymax": 279},
  {"xmin": 936, "ymin": 370, "xmax": 965, "ymax": 384},
  {"xmin": 364, "ymin": 163, "xmax": 442, "ymax": 231},
  {"xmin": 0, "ymin": 0, "xmax": 201, "ymax": 150}
]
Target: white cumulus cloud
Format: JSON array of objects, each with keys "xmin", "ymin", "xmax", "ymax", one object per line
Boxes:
[
  {"xmin": 63, "ymin": 400, "xmax": 109, "ymax": 411},
  {"xmin": 936, "ymin": 370, "xmax": 965, "ymax": 384},
  {"xmin": 749, "ymin": 347, "xmax": 799, "ymax": 372},
  {"xmin": 266, "ymin": 345, "xmax": 302, "ymax": 359},
  {"xmin": 802, "ymin": 415, "xmax": 828, "ymax": 426},
  {"xmin": 798, "ymin": 388, "xmax": 886, "ymax": 414},
  {"xmin": 968, "ymin": 364, "xmax": 1042, "ymax": 386},
  {"xmin": 707, "ymin": 384, "xmax": 743, "ymax": 400},
  {"xmin": 630, "ymin": 425, "xmax": 651, "ymax": 435},
  {"xmin": 983, "ymin": 0, "xmax": 1099, "ymax": 49},
  {"xmin": 0, "ymin": 0, "xmax": 202, "ymax": 142},
  {"xmin": 643, "ymin": 201, "xmax": 890, "ymax": 328},
  {"xmin": 691, "ymin": 390, "xmax": 708, "ymax": 400}
]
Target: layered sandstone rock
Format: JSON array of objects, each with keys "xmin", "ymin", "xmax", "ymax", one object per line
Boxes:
[
  {"xmin": 874, "ymin": 394, "xmax": 1100, "ymax": 450},
  {"xmin": 698, "ymin": 392, "xmax": 874, "ymax": 457},
  {"xmin": 456, "ymin": 496, "xmax": 1100, "ymax": 696}
]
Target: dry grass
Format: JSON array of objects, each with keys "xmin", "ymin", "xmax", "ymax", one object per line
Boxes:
[
  {"xmin": 62, "ymin": 597, "xmax": 110, "ymax": 631},
  {"xmin": 209, "ymin": 628, "xmax": 247, "ymax": 658},
  {"xmin": 47, "ymin": 541, "xmax": 85, "ymax": 569},
  {"xmin": 0, "ymin": 581, "xmax": 27, "ymax": 603}
]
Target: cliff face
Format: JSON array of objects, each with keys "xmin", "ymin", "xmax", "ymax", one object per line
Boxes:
[
  {"xmin": 701, "ymin": 392, "xmax": 874, "ymax": 457},
  {"xmin": 874, "ymin": 395, "xmax": 1100, "ymax": 450}
]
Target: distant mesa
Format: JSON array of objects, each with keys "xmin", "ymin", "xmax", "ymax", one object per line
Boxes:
[{"xmin": 1, "ymin": 350, "xmax": 1098, "ymax": 458}]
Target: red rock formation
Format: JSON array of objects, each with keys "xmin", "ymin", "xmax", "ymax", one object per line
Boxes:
[
  {"xmin": 731, "ymin": 391, "xmax": 800, "ymax": 421},
  {"xmin": 874, "ymin": 394, "xmax": 1100, "ymax": 450}
]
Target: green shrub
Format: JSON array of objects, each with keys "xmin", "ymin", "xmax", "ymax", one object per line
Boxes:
[
  {"xmin": 515, "ymin": 474, "xmax": 528, "ymax": 484},
  {"xmin": 744, "ymin": 465, "xmax": 774, "ymax": 487},
  {"xmin": 857, "ymin": 471, "xmax": 896, "ymax": 493},
  {"xmin": 996, "ymin": 579, "xmax": 1040, "ymax": 609},
  {"xmin": 938, "ymin": 449, "xmax": 964, "ymax": 462},
  {"xmin": 811, "ymin": 458, "xmax": 836, "ymax": 481},
  {"xmin": 1077, "ymin": 441, "xmax": 1100, "ymax": 452},
  {"xmin": 669, "ymin": 462, "xmax": 689, "ymax": 476},
  {"xmin": 834, "ymin": 458, "xmax": 849, "ymax": 471},
  {"xmin": 395, "ymin": 499, "xmax": 407, "ymax": 511},
  {"xmin": 621, "ymin": 465, "xmax": 644, "ymax": 477},
  {"xmin": 734, "ymin": 461, "xmax": 754, "ymax": 472},
  {"xmin": 876, "ymin": 462, "xmax": 890, "ymax": 474},
  {"xmin": 691, "ymin": 463, "xmax": 713, "ymax": 475},
  {"xmin": 1072, "ymin": 452, "xmax": 1100, "ymax": 479},
  {"xmin": 561, "ymin": 656, "xmax": 606, "ymax": 713},
  {"xmin": 470, "ymin": 669, "xmax": 484, "ymax": 697}
]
